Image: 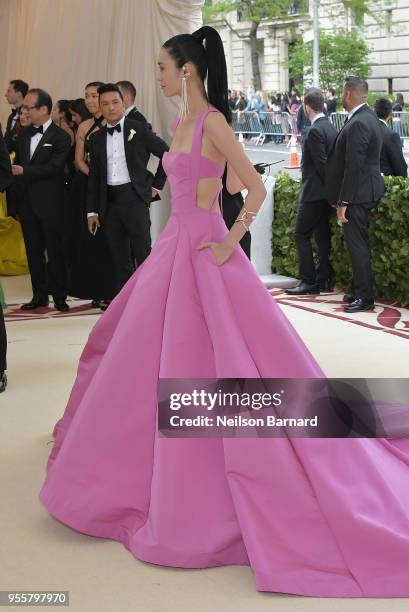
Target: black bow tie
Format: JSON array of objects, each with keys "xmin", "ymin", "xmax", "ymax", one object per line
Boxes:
[
  {"xmin": 31, "ymin": 125, "xmax": 44, "ymax": 136},
  {"xmin": 11, "ymin": 108, "xmax": 18, "ymax": 116},
  {"xmin": 107, "ymin": 124, "xmax": 121, "ymax": 135}
]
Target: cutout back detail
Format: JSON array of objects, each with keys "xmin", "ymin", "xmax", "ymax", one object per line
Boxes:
[{"xmin": 166, "ymin": 108, "xmax": 225, "ymax": 213}]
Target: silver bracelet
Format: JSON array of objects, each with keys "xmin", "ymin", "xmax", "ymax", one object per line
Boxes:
[{"xmin": 234, "ymin": 207, "xmax": 257, "ymax": 232}]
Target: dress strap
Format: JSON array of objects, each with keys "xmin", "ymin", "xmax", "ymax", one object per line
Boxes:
[{"xmin": 191, "ymin": 107, "xmax": 219, "ymax": 160}]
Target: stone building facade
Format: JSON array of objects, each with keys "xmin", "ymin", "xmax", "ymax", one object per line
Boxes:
[{"xmin": 215, "ymin": 0, "xmax": 409, "ymax": 97}]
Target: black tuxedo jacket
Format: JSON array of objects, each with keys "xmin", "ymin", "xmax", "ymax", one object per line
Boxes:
[
  {"xmin": 4, "ymin": 109, "xmax": 19, "ymax": 152},
  {"xmin": 379, "ymin": 121, "xmax": 407, "ymax": 177},
  {"xmin": 326, "ymin": 105, "xmax": 385, "ymax": 205},
  {"xmin": 14, "ymin": 122, "xmax": 71, "ymax": 218},
  {"xmin": 87, "ymin": 117, "xmax": 168, "ymax": 220},
  {"xmin": 126, "ymin": 107, "xmax": 152, "ymax": 130},
  {"xmin": 299, "ymin": 116, "xmax": 337, "ymax": 203},
  {"xmin": 0, "ymin": 131, "xmax": 12, "ymax": 192}
]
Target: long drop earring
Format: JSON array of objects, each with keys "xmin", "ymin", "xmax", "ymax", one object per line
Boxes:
[{"xmin": 179, "ymin": 71, "xmax": 189, "ymax": 121}]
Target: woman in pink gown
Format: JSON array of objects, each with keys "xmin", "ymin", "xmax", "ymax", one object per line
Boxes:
[{"xmin": 39, "ymin": 27, "xmax": 409, "ymax": 597}]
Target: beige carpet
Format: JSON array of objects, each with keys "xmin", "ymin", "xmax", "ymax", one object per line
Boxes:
[{"xmin": 1, "ymin": 275, "xmax": 408, "ymax": 612}]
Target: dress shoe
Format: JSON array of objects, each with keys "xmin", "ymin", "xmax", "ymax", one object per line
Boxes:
[
  {"xmin": 91, "ymin": 299, "xmax": 102, "ymax": 308},
  {"xmin": 318, "ymin": 280, "xmax": 335, "ymax": 292},
  {"xmin": 54, "ymin": 300, "xmax": 70, "ymax": 312},
  {"xmin": 342, "ymin": 293, "xmax": 355, "ymax": 303},
  {"xmin": 343, "ymin": 298, "xmax": 375, "ymax": 313},
  {"xmin": 285, "ymin": 282, "xmax": 319, "ymax": 296},
  {"xmin": 100, "ymin": 301, "xmax": 111, "ymax": 312},
  {"xmin": 0, "ymin": 371, "xmax": 7, "ymax": 393},
  {"xmin": 20, "ymin": 297, "xmax": 49, "ymax": 310}
]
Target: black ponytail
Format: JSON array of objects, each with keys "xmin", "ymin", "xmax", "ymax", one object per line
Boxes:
[{"xmin": 163, "ymin": 26, "xmax": 231, "ymax": 124}]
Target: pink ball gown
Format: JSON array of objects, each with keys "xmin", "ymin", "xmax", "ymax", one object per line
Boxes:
[{"xmin": 39, "ymin": 108, "xmax": 409, "ymax": 597}]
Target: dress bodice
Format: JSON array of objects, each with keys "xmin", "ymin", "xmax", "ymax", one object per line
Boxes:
[{"xmin": 162, "ymin": 108, "xmax": 224, "ymax": 213}]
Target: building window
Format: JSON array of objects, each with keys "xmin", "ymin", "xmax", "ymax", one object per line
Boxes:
[{"xmin": 388, "ymin": 78, "xmax": 393, "ymax": 95}]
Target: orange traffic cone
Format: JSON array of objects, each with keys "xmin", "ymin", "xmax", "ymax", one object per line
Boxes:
[{"xmin": 284, "ymin": 135, "xmax": 301, "ymax": 169}]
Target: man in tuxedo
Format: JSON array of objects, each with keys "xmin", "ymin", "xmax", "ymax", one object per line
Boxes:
[
  {"xmin": 12, "ymin": 88, "xmax": 71, "ymax": 311},
  {"xmin": 87, "ymin": 83, "xmax": 168, "ymax": 295},
  {"xmin": 4, "ymin": 79, "xmax": 29, "ymax": 151},
  {"xmin": 374, "ymin": 97, "xmax": 407, "ymax": 177},
  {"xmin": 0, "ymin": 131, "xmax": 13, "ymax": 391},
  {"xmin": 116, "ymin": 81, "xmax": 152, "ymax": 129},
  {"xmin": 326, "ymin": 77, "xmax": 385, "ymax": 313},
  {"xmin": 286, "ymin": 90, "xmax": 337, "ymax": 296}
]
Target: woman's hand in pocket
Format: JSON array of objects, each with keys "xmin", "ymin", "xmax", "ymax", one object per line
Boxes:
[{"xmin": 196, "ymin": 240, "xmax": 235, "ymax": 266}]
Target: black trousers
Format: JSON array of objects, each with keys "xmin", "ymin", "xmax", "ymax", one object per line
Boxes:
[
  {"xmin": 19, "ymin": 204, "xmax": 68, "ymax": 301},
  {"xmin": 294, "ymin": 199, "xmax": 332, "ymax": 285},
  {"xmin": 0, "ymin": 304, "xmax": 6, "ymax": 372},
  {"xmin": 104, "ymin": 186, "xmax": 152, "ymax": 294},
  {"xmin": 343, "ymin": 203, "xmax": 375, "ymax": 301}
]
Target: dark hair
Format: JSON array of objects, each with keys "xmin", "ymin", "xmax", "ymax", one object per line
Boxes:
[
  {"xmin": 68, "ymin": 98, "xmax": 92, "ymax": 121},
  {"xmin": 27, "ymin": 88, "xmax": 52, "ymax": 113},
  {"xmin": 56, "ymin": 99, "xmax": 72, "ymax": 124},
  {"xmin": 162, "ymin": 25, "xmax": 231, "ymax": 124},
  {"xmin": 97, "ymin": 83, "xmax": 124, "ymax": 100},
  {"xmin": 328, "ymin": 87, "xmax": 336, "ymax": 96},
  {"xmin": 116, "ymin": 80, "xmax": 136, "ymax": 99},
  {"xmin": 374, "ymin": 97, "xmax": 393, "ymax": 120},
  {"xmin": 10, "ymin": 79, "xmax": 29, "ymax": 98},
  {"xmin": 395, "ymin": 92, "xmax": 404, "ymax": 105},
  {"xmin": 344, "ymin": 76, "xmax": 368, "ymax": 95},
  {"xmin": 304, "ymin": 90, "xmax": 325, "ymax": 113},
  {"xmin": 85, "ymin": 81, "xmax": 105, "ymax": 90}
]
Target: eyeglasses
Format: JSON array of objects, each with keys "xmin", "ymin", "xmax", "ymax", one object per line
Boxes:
[{"xmin": 21, "ymin": 105, "xmax": 39, "ymax": 112}]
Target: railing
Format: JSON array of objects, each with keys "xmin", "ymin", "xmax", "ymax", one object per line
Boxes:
[
  {"xmin": 391, "ymin": 112, "xmax": 409, "ymax": 139},
  {"xmin": 329, "ymin": 111, "xmax": 409, "ymax": 140},
  {"xmin": 232, "ymin": 110, "xmax": 295, "ymax": 145},
  {"xmin": 232, "ymin": 110, "xmax": 409, "ymax": 145}
]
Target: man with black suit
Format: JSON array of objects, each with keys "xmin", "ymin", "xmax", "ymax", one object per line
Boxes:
[
  {"xmin": 0, "ymin": 131, "xmax": 13, "ymax": 392},
  {"xmin": 87, "ymin": 83, "xmax": 168, "ymax": 295},
  {"xmin": 374, "ymin": 97, "xmax": 407, "ymax": 177},
  {"xmin": 4, "ymin": 79, "xmax": 29, "ymax": 151},
  {"xmin": 12, "ymin": 88, "xmax": 71, "ymax": 311},
  {"xmin": 326, "ymin": 77, "xmax": 385, "ymax": 313},
  {"xmin": 116, "ymin": 80, "xmax": 152, "ymax": 129},
  {"xmin": 286, "ymin": 90, "xmax": 337, "ymax": 296}
]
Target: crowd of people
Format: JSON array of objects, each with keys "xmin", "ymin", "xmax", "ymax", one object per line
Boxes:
[{"xmin": 229, "ymin": 84, "xmax": 408, "ymax": 146}]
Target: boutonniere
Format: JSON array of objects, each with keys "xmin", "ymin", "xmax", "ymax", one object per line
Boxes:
[{"xmin": 128, "ymin": 129, "xmax": 136, "ymax": 142}]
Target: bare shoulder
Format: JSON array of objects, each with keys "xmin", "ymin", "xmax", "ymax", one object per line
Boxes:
[
  {"xmin": 203, "ymin": 110, "xmax": 229, "ymax": 134},
  {"xmin": 78, "ymin": 118, "xmax": 94, "ymax": 136},
  {"xmin": 203, "ymin": 111, "xmax": 235, "ymax": 147}
]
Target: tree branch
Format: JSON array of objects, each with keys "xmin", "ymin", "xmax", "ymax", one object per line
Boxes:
[{"xmin": 223, "ymin": 18, "xmax": 249, "ymax": 39}]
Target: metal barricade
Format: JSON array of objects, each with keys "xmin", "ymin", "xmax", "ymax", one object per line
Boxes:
[
  {"xmin": 391, "ymin": 112, "xmax": 409, "ymax": 140},
  {"xmin": 232, "ymin": 111, "xmax": 294, "ymax": 145},
  {"xmin": 329, "ymin": 112, "xmax": 347, "ymax": 131}
]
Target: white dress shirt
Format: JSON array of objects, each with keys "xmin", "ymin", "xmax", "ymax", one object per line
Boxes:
[
  {"xmin": 347, "ymin": 102, "xmax": 367, "ymax": 120},
  {"xmin": 311, "ymin": 112, "xmax": 326, "ymax": 125},
  {"xmin": 30, "ymin": 117, "xmax": 52, "ymax": 159},
  {"xmin": 106, "ymin": 115, "xmax": 131, "ymax": 186},
  {"xmin": 10, "ymin": 108, "xmax": 19, "ymax": 132}
]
